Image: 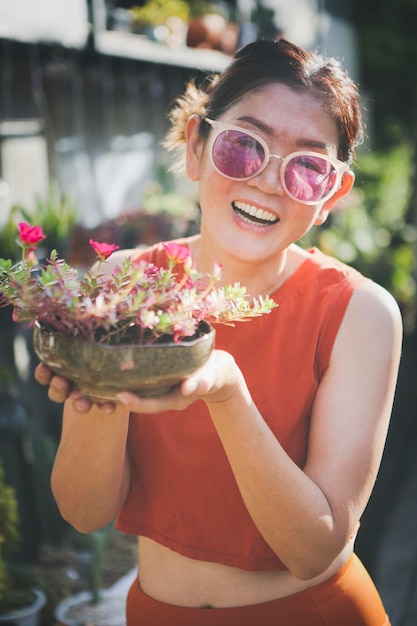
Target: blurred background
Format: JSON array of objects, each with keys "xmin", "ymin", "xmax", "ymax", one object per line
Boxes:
[{"xmin": 0, "ymin": 1, "xmax": 416, "ymax": 624}]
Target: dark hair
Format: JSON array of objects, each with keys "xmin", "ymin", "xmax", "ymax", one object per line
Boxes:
[{"xmin": 165, "ymin": 39, "xmax": 364, "ymax": 171}]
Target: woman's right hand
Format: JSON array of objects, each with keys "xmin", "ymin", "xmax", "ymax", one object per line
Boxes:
[
  {"xmin": 34, "ymin": 363, "xmax": 72, "ymax": 403},
  {"xmin": 34, "ymin": 363, "xmax": 117, "ymax": 413}
]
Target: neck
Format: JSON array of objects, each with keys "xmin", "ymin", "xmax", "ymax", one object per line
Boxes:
[{"xmin": 189, "ymin": 235, "xmax": 297, "ymax": 299}]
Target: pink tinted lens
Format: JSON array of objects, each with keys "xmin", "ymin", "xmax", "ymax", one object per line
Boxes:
[
  {"xmin": 284, "ymin": 155, "xmax": 337, "ymax": 202},
  {"xmin": 212, "ymin": 130, "xmax": 266, "ymax": 179}
]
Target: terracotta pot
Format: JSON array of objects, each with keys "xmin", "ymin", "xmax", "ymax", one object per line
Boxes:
[
  {"xmin": 33, "ymin": 321, "xmax": 215, "ymax": 399},
  {"xmin": 187, "ymin": 14, "xmax": 226, "ymax": 50}
]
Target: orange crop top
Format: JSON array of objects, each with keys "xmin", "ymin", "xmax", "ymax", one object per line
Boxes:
[{"xmin": 116, "ymin": 242, "xmax": 368, "ymax": 571}]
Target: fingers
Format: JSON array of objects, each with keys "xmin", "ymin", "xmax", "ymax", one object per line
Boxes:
[
  {"xmin": 34, "ymin": 363, "xmax": 70, "ymax": 403},
  {"xmin": 48, "ymin": 375, "xmax": 72, "ymax": 405},
  {"xmin": 69, "ymin": 391, "xmax": 118, "ymax": 414},
  {"xmin": 34, "ymin": 363, "xmax": 118, "ymax": 413},
  {"xmin": 116, "ymin": 350, "xmax": 242, "ymax": 413},
  {"xmin": 34, "ymin": 362, "xmax": 54, "ymax": 385},
  {"xmin": 181, "ymin": 350, "xmax": 240, "ymax": 401},
  {"xmin": 117, "ymin": 385, "xmax": 191, "ymax": 414}
]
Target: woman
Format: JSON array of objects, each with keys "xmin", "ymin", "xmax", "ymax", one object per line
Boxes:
[{"xmin": 36, "ymin": 39, "xmax": 402, "ymax": 625}]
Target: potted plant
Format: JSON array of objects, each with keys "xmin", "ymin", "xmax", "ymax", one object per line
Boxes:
[
  {"xmin": 53, "ymin": 525, "xmax": 136, "ymax": 626},
  {"xmin": 0, "ymin": 181, "xmax": 79, "ymax": 397},
  {"xmin": 129, "ymin": 0, "xmax": 190, "ymax": 45},
  {"xmin": 4, "ymin": 180, "xmax": 78, "ymax": 258},
  {"xmin": 0, "ymin": 461, "xmax": 46, "ymax": 625},
  {"xmin": 0, "ymin": 222, "xmax": 276, "ymax": 399}
]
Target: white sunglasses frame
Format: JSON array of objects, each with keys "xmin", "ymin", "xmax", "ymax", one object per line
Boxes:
[{"xmin": 203, "ymin": 117, "xmax": 350, "ymax": 206}]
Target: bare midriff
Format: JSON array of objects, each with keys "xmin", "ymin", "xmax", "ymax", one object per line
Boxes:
[{"xmin": 136, "ymin": 535, "xmax": 356, "ymax": 609}]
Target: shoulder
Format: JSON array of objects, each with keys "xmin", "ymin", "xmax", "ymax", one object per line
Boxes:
[
  {"xmin": 301, "ymin": 248, "xmax": 401, "ymax": 325},
  {"xmin": 294, "ymin": 247, "xmax": 403, "ymax": 363},
  {"xmin": 346, "ymin": 279, "xmax": 402, "ymax": 342},
  {"xmin": 289, "ymin": 247, "xmax": 368, "ymax": 298},
  {"xmin": 303, "ymin": 247, "xmax": 364, "ymax": 283},
  {"xmin": 348, "ymin": 278, "xmax": 402, "ymax": 330},
  {"xmin": 334, "ymin": 279, "xmax": 403, "ymax": 367}
]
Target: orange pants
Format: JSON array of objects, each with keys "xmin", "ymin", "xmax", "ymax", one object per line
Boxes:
[{"xmin": 126, "ymin": 553, "xmax": 390, "ymax": 626}]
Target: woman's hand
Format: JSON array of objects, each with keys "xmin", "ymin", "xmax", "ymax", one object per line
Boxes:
[
  {"xmin": 34, "ymin": 362, "xmax": 117, "ymax": 413},
  {"xmin": 34, "ymin": 363, "xmax": 72, "ymax": 403},
  {"xmin": 116, "ymin": 349, "xmax": 245, "ymax": 414}
]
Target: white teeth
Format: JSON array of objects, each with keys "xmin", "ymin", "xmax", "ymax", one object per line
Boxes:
[{"xmin": 233, "ymin": 201, "xmax": 277, "ymax": 223}]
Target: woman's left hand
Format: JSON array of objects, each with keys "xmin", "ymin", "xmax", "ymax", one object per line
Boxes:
[{"xmin": 116, "ymin": 349, "xmax": 243, "ymax": 413}]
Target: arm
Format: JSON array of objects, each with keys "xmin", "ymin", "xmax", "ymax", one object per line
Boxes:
[
  {"xmin": 51, "ymin": 400, "xmax": 131, "ymax": 533},
  {"xmin": 36, "ymin": 249, "xmax": 143, "ymax": 532},
  {"xmin": 118, "ymin": 281, "xmax": 402, "ymax": 579},
  {"xmin": 209, "ymin": 282, "xmax": 402, "ymax": 578}
]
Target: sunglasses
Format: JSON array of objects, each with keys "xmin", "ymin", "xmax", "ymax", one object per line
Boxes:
[{"xmin": 203, "ymin": 118, "xmax": 350, "ymax": 206}]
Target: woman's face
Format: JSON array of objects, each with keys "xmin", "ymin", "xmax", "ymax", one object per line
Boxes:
[{"xmin": 186, "ymin": 83, "xmax": 352, "ymax": 267}]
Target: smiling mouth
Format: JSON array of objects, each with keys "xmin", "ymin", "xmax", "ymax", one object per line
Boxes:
[{"xmin": 232, "ymin": 201, "xmax": 279, "ymax": 226}]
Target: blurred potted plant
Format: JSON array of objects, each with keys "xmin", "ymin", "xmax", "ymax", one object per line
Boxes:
[
  {"xmin": 0, "ymin": 222, "xmax": 276, "ymax": 399},
  {"xmin": 54, "ymin": 525, "xmax": 128, "ymax": 626},
  {"xmin": 129, "ymin": 0, "xmax": 236, "ymax": 51},
  {"xmin": 129, "ymin": 0, "xmax": 190, "ymax": 45},
  {"xmin": 11, "ymin": 179, "xmax": 78, "ymax": 257},
  {"xmin": 0, "ymin": 462, "xmax": 46, "ymax": 624},
  {"xmin": 0, "ymin": 181, "xmax": 78, "ymax": 375}
]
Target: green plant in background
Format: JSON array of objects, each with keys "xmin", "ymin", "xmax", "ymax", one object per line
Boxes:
[
  {"xmin": 0, "ymin": 180, "xmax": 78, "ymax": 259},
  {"xmin": 301, "ymin": 141, "xmax": 417, "ymax": 330},
  {"xmin": 0, "ymin": 210, "xmax": 20, "ymax": 260},
  {"xmin": 0, "ymin": 462, "xmax": 20, "ymax": 600},
  {"xmin": 141, "ymin": 184, "xmax": 198, "ymax": 220},
  {"xmin": 31, "ymin": 180, "xmax": 78, "ymax": 249},
  {"xmin": 16, "ymin": 180, "xmax": 78, "ymax": 253},
  {"xmin": 67, "ymin": 524, "xmax": 114, "ymax": 606},
  {"xmin": 129, "ymin": 0, "xmax": 218, "ymax": 27},
  {"xmin": 0, "ymin": 461, "xmax": 37, "ymax": 612},
  {"xmin": 129, "ymin": 0, "xmax": 191, "ymax": 26}
]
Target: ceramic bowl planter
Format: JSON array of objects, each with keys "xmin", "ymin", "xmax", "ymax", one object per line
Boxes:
[
  {"xmin": 33, "ymin": 321, "xmax": 215, "ymax": 399},
  {"xmin": 0, "ymin": 589, "xmax": 46, "ymax": 626}
]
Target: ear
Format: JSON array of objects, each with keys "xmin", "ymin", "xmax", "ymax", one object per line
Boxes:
[
  {"xmin": 185, "ymin": 114, "xmax": 204, "ymax": 182},
  {"xmin": 314, "ymin": 170, "xmax": 355, "ymax": 225}
]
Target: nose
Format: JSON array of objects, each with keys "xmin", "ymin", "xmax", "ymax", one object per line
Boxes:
[{"xmin": 247, "ymin": 153, "xmax": 285, "ymax": 195}]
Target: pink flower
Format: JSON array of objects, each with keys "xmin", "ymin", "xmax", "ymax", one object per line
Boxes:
[
  {"xmin": 89, "ymin": 239, "xmax": 120, "ymax": 260},
  {"xmin": 18, "ymin": 222, "xmax": 46, "ymax": 245},
  {"xmin": 162, "ymin": 242, "xmax": 192, "ymax": 265}
]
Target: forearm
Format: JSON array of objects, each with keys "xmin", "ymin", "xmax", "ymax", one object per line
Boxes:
[
  {"xmin": 115, "ymin": 352, "xmax": 357, "ymax": 578},
  {"xmin": 206, "ymin": 379, "xmax": 345, "ymax": 579},
  {"xmin": 51, "ymin": 399, "xmax": 131, "ymax": 533}
]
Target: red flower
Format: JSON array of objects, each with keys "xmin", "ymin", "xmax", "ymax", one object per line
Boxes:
[
  {"xmin": 18, "ymin": 222, "xmax": 46, "ymax": 245},
  {"xmin": 89, "ymin": 239, "xmax": 120, "ymax": 260},
  {"xmin": 162, "ymin": 242, "xmax": 192, "ymax": 265}
]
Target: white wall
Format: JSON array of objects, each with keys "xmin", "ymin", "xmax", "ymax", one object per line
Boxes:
[
  {"xmin": 239, "ymin": 0, "xmax": 359, "ymax": 81},
  {"xmin": 0, "ymin": 0, "xmax": 89, "ymax": 48}
]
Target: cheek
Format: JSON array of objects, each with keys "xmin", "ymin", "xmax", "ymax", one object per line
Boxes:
[{"xmin": 197, "ymin": 155, "xmax": 232, "ymax": 198}]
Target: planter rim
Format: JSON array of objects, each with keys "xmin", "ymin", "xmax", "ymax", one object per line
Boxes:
[
  {"xmin": 33, "ymin": 319, "xmax": 213, "ymax": 350},
  {"xmin": 0, "ymin": 588, "xmax": 46, "ymax": 621},
  {"xmin": 54, "ymin": 589, "xmax": 126, "ymax": 626}
]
